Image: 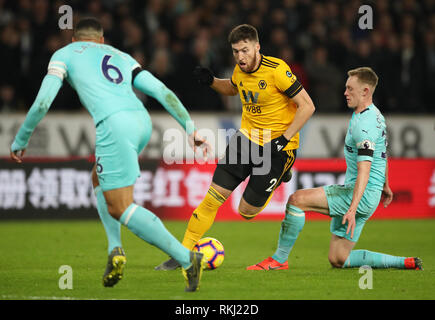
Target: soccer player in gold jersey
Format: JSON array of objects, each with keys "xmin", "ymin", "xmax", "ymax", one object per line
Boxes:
[{"xmin": 156, "ymin": 24, "xmax": 315, "ymax": 270}]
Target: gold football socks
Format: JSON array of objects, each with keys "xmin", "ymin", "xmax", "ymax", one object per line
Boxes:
[{"xmin": 182, "ymin": 186, "xmax": 227, "ymax": 249}]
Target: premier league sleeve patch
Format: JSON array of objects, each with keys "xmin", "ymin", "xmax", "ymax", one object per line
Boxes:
[{"xmin": 356, "ymin": 139, "xmax": 375, "ymax": 156}]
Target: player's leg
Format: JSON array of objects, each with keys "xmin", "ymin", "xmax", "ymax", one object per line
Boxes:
[
  {"xmin": 95, "ymin": 111, "xmax": 142, "ymax": 287},
  {"xmin": 92, "ymin": 164, "xmax": 122, "ymax": 255},
  {"xmin": 104, "ymin": 186, "xmax": 191, "ymax": 267},
  {"xmin": 271, "ymin": 187, "xmax": 329, "ymax": 262},
  {"xmin": 155, "ymin": 180, "xmax": 231, "ymax": 271},
  {"xmin": 181, "ymin": 181, "xmax": 232, "ymax": 250},
  {"xmin": 342, "ymin": 250, "xmax": 423, "ymax": 270},
  {"xmin": 239, "ymin": 149, "xmax": 297, "ymax": 220},
  {"xmin": 237, "ymin": 187, "xmax": 273, "ymax": 219},
  {"xmin": 326, "ymin": 185, "xmax": 371, "ymax": 268},
  {"xmin": 155, "ymin": 167, "xmax": 243, "ymax": 270},
  {"xmin": 334, "ymin": 221, "xmax": 422, "ymax": 269},
  {"xmin": 104, "ymin": 185, "xmax": 205, "ymax": 290},
  {"xmin": 247, "ymin": 187, "xmax": 329, "ymax": 270},
  {"xmin": 96, "ymin": 110, "xmax": 204, "ymax": 291},
  {"xmin": 182, "ymin": 131, "xmax": 252, "ymax": 249},
  {"xmin": 328, "ymin": 234, "xmax": 356, "ymax": 267},
  {"xmin": 91, "ymin": 164, "xmax": 125, "ymax": 287},
  {"xmin": 330, "ymin": 232, "xmax": 422, "ymax": 270},
  {"xmin": 288, "ymin": 187, "xmax": 330, "ymax": 214},
  {"xmin": 241, "ymin": 149, "xmax": 306, "ymax": 270},
  {"xmin": 104, "ymin": 180, "xmax": 230, "ymax": 258},
  {"xmin": 155, "ymin": 131, "xmax": 250, "ymax": 270},
  {"xmin": 327, "ymin": 187, "xmax": 423, "ymax": 270}
]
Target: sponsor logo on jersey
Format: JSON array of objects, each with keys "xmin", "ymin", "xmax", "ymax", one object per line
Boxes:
[{"xmin": 241, "ymin": 90, "xmax": 259, "ymax": 104}]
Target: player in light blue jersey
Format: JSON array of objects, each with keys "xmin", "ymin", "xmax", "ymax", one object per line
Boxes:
[
  {"xmin": 10, "ymin": 18, "xmax": 208, "ymax": 291},
  {"xmin": 247, "ymin": 67, "xmax": 423, "ymax": 271}
]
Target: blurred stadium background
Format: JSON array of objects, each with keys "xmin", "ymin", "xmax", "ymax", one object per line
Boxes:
[{"xmin": 0, "ymin": 0, "xmax": 434, "ymax": 221}]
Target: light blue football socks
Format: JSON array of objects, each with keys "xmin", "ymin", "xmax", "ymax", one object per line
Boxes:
[
  {"xmin": 119, "ymin": 203, "xmax": 192, "ymax": 269},
  {"xmin": 272, "ymin": 204, "xmax": 305, "ymax": 264},
  {"xmin": 94, "ymin": 188, "xmax": 191, "ymax": 269},
  {"xmin": 94, "ymin": 186, "xmax": 122, "ymax": 254},
  {"xmin": 343, "ymin": 249, "xmax": 406, "ymax": 269}
]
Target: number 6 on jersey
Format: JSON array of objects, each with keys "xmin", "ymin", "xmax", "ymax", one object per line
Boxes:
[{"xmin": 101, "ymin": 55, "xmax": 123, "ymax": 84}]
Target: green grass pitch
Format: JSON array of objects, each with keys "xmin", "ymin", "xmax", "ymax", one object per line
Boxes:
[{"xmin": 1, "ymin": 218, "xmax": 434, "ymax": 300}]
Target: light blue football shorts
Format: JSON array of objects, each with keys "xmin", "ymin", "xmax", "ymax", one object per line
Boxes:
[
  {"xmin": 323, "ymin": 184, "xmax": 382, "ymax": 242},
  {"xmin": 95, "ymin": 109, "xmax": 152, "ymax": 191}
]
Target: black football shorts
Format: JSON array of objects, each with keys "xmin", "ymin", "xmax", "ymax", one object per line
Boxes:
[{"xmin": 212, "ymin": 130, "xmax": 297, "ymax": 207}]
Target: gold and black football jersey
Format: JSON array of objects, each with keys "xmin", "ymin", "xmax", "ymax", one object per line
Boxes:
[{"xmin": 231, "ymin": 55, "xmax": 303, "ymax": 150}]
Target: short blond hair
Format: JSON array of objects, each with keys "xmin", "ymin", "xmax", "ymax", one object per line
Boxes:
[{"xmin": 347, "ymin": 67, "xmax": 379, "ymax": 90}]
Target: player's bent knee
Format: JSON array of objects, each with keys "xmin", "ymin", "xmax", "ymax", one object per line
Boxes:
[
  {"xmin": 328, "ymin": 254, "xmax": 347, "ymax": 268},
  {"xmin": 238, "ymin": 185, "xmax": 268, "ymax": 219},
  {"xmin": 238, "ymin": 203, "xmax": 261, "ymax": 220},
  {"xmin": 238, "ymin": 210, "xmax": 258, "ymax": 220},
  {"xmin": 103, "ymin": 185, "xmax": 135, "ymax": 220},
  {"xmin": 288, "ymin": 190, "xmax": 305, "ymax": 208},
  {"xmin": 106, "ymin": 202, "xmax": 132, "ymax": 220},
  {"xmin": 106, "ymin": 205, "xmax": 124, "ymax": 220},
  {"xmin": 328, "ymin": 256, "xmax": 341, "ymax": 268},
  {"xmin": 329, "ymin": 259, "xmax": 343, "ymax": 268}
]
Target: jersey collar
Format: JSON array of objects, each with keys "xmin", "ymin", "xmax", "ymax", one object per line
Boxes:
[{"xmin": 355, "ymin": 103, "xmax": 374, "ymax": 115}]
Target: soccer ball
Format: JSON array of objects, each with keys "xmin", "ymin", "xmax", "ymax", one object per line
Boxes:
[{"xmin": 193, "ymin": 237, "xmax": 225, "ymax": 270}]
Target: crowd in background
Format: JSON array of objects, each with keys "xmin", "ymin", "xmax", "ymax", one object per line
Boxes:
[{"xmin": 0, "ymin": 0, "xmax": 434, "ymax": 114}]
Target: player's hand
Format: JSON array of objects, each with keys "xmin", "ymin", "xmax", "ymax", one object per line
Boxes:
[
  {"xmin": 188, "ymin": 131, "xmax": 212, "ymax": 161},
  {"xmin": 267, "ymin": 135, "xmax": 289, "ymax": 155},
  {"xmin": 342, "ymin": 209, "xmax": 356, "ymax": 239},
  {"xmin": 193, "ymin": 66, "xmax": 214, "ymax": 86},
  {"xmin": 381, "ymin": 185, "xmax": 393, "ymax": 208},
  {"xmin": 10, "ymin": 148, "xmax": 26, "ymax": 163}
]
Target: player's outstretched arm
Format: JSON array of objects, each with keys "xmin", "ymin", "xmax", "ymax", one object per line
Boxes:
[
  {"xmin": 133, "ymin": 70, "xmax": 196, "ymax": 134},
  {"xmin": 193, "ymin": 66, "xmax": 238, "ymax": 96},
  {"xmin": 133, "ymin": 70, "xmax": 212, "ymax": 159},
  {"xmin": 10, "ymin": 74, "xmax": 62, "ymax": 163}
]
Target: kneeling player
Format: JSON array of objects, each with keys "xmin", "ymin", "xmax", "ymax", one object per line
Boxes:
[{"xmin": 247, "ymin": 67, "xmax": 422, "ymax": 271}]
